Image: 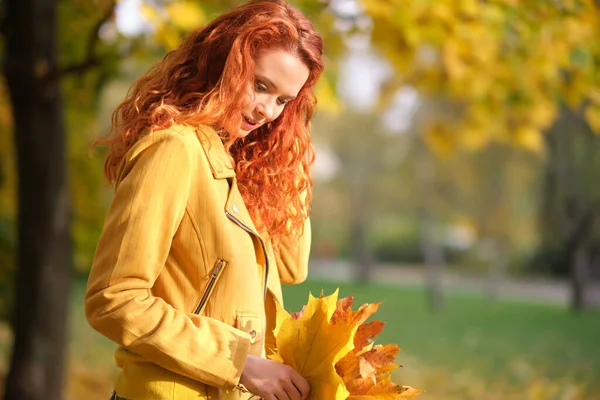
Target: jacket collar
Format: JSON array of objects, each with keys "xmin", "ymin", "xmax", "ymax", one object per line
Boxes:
[{"xmin": 195, "ymin": 125, "xmax": 236, "ymax": 179}]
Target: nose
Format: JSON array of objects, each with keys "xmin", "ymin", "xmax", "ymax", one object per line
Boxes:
[{"xmin": 255, "ymin": 98, "xmax": 275, "ymax": 122}]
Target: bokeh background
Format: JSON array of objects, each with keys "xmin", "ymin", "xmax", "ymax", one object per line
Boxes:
[{"xmin": 1, "ymin": 0, "xmax": 600, "ymax": 399}]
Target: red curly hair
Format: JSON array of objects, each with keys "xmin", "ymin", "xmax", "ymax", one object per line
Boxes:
[{"xmin": 94, "ymin": 0, "xmax": 324, "ymax": 241}]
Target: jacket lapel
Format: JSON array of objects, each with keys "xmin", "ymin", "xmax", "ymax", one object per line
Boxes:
[{"xmin": 195, "ymin": 125, "xmax": 262, "ymax": 245}]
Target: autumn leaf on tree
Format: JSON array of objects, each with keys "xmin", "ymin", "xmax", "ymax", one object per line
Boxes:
[{"xmin": 270, "ymin": 289, "xmax": 423, "ymax": 399}]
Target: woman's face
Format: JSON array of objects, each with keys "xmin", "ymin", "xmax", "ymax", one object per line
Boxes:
[{"xmin": 238, "ymin": 49, "xmax": 310, "ymax": 137}]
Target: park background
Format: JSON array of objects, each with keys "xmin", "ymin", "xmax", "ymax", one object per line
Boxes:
[{"xmin": 1, "ymin": 0, "xmax": 600, "ymax": 399}]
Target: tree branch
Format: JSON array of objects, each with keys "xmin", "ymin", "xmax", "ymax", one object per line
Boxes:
[
  {"xmin": 58, "ymin": 58, "xmax": 100, "ymax": 77},
  {"xmin": 50, "ymin": 0, "xmax": 117, "ymax": 82}
]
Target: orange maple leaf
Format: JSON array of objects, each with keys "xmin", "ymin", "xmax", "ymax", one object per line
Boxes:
[
  {"xmin": 334, "ymin": 296, "xmax": 423, "ymax": 399},
  {"xmin": 355, "ymin": 320, "xmax": 386, "ymax": 351}
]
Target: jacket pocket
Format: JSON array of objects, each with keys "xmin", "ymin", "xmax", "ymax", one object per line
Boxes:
[
  {"xmin": 193, "ymin": 259, "xmax": 227, "ymax": 315},
  {"xmin": 235, "ymin": 312, "xmax": 265, "ymax": 357}
]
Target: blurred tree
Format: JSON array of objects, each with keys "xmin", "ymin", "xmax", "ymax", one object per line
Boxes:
[
  {"xmin": 0, "ymin": 76, "xmax": 16, "ymax": 318},
  {"xmin": 1, "ymin": 0, "xmax": 122, "ymax": 396},
  {"xmin": 313, "ymin": 111, "xmax": 402, "ymax": 282},
  {"xmin": 2, "ymin": 0, "xmax": 71, "ymax": 398},
  {"xmin": 356, "ymin": 0, "xmax": 600, "ymax": 310},
  {"xmin": 538, "ymin": 108, "xmax": 600, "ymax": 310},
  {"xmin": 414, "ymin": 137, "xmax": 445, "ymax": 310},
  {"xmin": 446, "ymin": 143, "xmax": 539, "ymax": 301},
  {"xmin": 459, "ymin": 145, "xmax": 517, "ymax": 302},
  {"xmin": 360, "ymin": 0, "xmax": 600, "ymax": 148},
  {"xmin": 377, "ymin": 94, "xmax": 547, "ymax": 307}
]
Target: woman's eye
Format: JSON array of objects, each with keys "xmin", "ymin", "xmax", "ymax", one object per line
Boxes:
[
  {"xmin": 277, "ymin": 98, "xmax": 288, "ymax": 106},
  {"xmin": 255, "ymin": 81, "xmax": 268, "ymax": 92}
]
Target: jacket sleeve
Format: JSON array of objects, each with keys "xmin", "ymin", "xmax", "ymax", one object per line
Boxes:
[
  {"xmin": 273, "ymin": 216, "xmax": 311, "ymax": 285},
  {"xmin": 84, "ymin": 132, "xmax": 251, "ymax": 389}
]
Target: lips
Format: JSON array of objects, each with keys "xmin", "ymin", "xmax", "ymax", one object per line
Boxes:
[
  {"xmin": 241, "ymin": 114, "xmax": 260, "ymax": 131},
  {"xmin": 243, "ymin": 115, "xmax": 259, "ymax": 125}
]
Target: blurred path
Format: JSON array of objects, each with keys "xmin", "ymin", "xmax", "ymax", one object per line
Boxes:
[{"xmin": 308, "ymin": 259, "xmax": 600, "ymax": 306}]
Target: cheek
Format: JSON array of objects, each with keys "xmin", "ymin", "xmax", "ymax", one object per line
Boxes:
[
  {"xmin": 242, "ymin": 87, "xmax": 255, "ymax": 109},
  {"xmin": 273, "ymin": 107, "xmax": 285, "ymax": 120}
]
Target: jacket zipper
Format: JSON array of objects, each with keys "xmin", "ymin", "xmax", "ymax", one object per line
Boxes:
[
  {"xmin": 225, "ymin": 211, "xmax": 270, "ymax": 300},
  {"xmin": 194, "ymin": 259, "xmax": 226, "ymax": 315}
]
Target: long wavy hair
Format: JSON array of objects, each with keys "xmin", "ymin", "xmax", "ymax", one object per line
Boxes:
[{"xmin": 94, "ymin": 0, "xmax": 324, "ymax": 241}]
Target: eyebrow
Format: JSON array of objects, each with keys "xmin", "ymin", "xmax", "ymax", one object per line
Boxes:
[{"xmin": 256, "ymin": 74, "xmax": 297, "ymax": 100}]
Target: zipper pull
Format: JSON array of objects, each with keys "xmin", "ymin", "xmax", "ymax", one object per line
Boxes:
[{"xmin": 212, "ymin": 260, "xmax": 225, "ymax": 278}]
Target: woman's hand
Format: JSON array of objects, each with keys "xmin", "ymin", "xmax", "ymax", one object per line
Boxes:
[{"xmin": 239, "ymin": 355, "xmax": 310, "ymax": 400}]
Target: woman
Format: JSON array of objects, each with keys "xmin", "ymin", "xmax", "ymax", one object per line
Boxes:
[{"xmin": 84, "ymin": 1, "xmax": 324, "ymax": 399}]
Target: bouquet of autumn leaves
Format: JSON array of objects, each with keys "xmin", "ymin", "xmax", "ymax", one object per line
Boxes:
[{"xmin": 269, "ymin": 289, "xmax": 423, "ymax": 399}]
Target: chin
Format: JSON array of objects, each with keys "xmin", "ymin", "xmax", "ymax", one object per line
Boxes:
[{"xmin": 237, "ymin": 128, "xmax": 253, "ymax": 138}]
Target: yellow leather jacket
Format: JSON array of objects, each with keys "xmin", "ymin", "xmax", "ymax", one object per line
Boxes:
[{"xmin": 85, "ymin": 124, "xmax": 310, "ymax": 399}]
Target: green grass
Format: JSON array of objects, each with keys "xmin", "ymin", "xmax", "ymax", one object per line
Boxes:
[
  {"xmin": 283, "ymin": 280, "xmax": 600, "ymax": 396},
  {"xmin": 66, "ymin": 277, "xmax": 600, "ymax": 399}
]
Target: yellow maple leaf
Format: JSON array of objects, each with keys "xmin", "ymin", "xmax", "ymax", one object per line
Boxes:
[
  {"xmin": 271, "ymin": 289, "xmax": 356, "ymax": 399},
  {"xmin": 272, "ymin": 290, "xmax": 423, "ymax": 400}
]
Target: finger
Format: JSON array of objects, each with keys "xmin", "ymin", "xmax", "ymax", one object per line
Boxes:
[
  {"xmin": 290, "ymin": 372, "xmax": 310, "ymax": 399},
  {"xmin": 275, "ymin": 387, "xmax": 292, "ymax": 400},
  {"xmin": 282, "ymin": 380, "xmax": 302, "ymax": 400}
]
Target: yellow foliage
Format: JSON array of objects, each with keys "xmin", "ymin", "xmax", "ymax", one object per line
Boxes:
[
  {"xmin": 428, "ymin": 2, "xmax": 453, "ymax": 22},
  {"xmin": 584, "ymin": 104, "xmax": 600, "ymax": 134},
  {"xmin": 459, "ymin": 0, "xmax": 479, "ymax": 18},
  {"xmin": 166, "ymin": 2, "xmax": 206, "ymax": 31},
  {"xmin": 424, "ymin": 121, "xmax": 456, "ymax": 157},
  {"xmin": 315, "ymin": 75, "xmax": 343, "ymax": 115},
  {"xmin": 271, "ymin": 290, "xmax": 422, "ymax": 399},
  {"xmin": 155, "ymin": 25, "xmax": 182, "ymax": 51},
  {"xmin": 140, "ymin": 1, "xmax": 205, "ymax": 50},
  {"xmin": 272, "ymin": 290, "xmax": 354, "ymax": 399},
  {"xmin": 442, "ymin": 40, "xmax": 467, "ymax": 80},
  {"xmin": 513, "ymin": 126, "xmax": 543, "ymax": 153},
  {"xmin": 139, "ymin": 3, "xmax": 182, "ymax": 50},
  {"xmin": 139, "ymin": 2, "xmax": 160, "ymax": 25},
  {"xmin": 528, "ymin": 100, "xmax": 557, "ymax": 130},
  {"xmin": 457, "ymin": 123, "xmax": 489, "ymax": 152},
  {"xmin": 361, "ymin": 0, "xmax": 600, "ymax": 153}
]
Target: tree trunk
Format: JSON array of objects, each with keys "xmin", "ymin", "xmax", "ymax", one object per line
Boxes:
[
  {"xmin": 416, "ymin": 142, "xmax": 444, "ymax": 311},
  {"xmin": 3, "ymin": 0, "xmax": 71, "ymax": 398},
  {"xmin": 485, "ymin": 240, "xmax": 509, "ymax": 302},
  {"xmin": 419, "ymin": 212, "xmax": 444, "ymax": 311},
  {"xmin": 347, "ymin": 159, "xmax": 373, "ymax": 283},
  {"xmin": 351, "ymin": 216, "xmax": 373, "ymax": 283},
  {"xmin": 571, "ymin": 241, "xmax": 591, "ymax": 311},
  {"xmin": 541, "ymin": 106, "xmax": 599, "ymax": 312}
]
